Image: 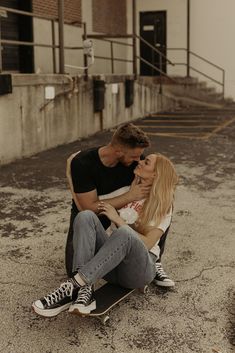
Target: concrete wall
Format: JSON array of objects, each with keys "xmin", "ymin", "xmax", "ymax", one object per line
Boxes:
[
  {"xmin": 190, "ymin": 0, "xmax": 235, "ymax": 99},
  {"xmin": 0, "ymin": 74, "xmax": 177, "ymax": 165}
]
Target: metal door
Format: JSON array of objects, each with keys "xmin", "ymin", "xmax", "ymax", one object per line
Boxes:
[{"xmin": 140, "ymin": 11, "xmax": 166, "ymax": 76}]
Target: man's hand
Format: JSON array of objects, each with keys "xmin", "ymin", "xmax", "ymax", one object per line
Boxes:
[
  {"xmin": 127, "ymin": 176, "xmax": 151, "ymax": 201},
  {"xmin": 98, "ymin": 202, "xmax": 126, "ymax": 227}
]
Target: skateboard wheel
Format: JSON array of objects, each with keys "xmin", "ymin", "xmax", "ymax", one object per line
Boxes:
[
  {"xmin": 139, "ymin": 285, "xmax": 149, "ymax": 294},
  {"xmin": 100, "ymin": 315, "xmax": 110, "ymax": 325},
  {"xmin": 143, "ymin": 285, "xmax": 149, "ymax": 294}
]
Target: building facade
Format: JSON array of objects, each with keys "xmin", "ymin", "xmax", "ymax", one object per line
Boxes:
[{"xmin": 1, "ymin": 0, "xmax": 234, "ymax": 98}]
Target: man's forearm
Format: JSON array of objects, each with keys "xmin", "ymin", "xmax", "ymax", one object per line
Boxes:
[
  {"xmin": 77, "ymin": 192, "xmax": 132, "ymax": 214},
  {"xmin": 98, "ymin": 191, "xmax": 133, "ymax": 210}
]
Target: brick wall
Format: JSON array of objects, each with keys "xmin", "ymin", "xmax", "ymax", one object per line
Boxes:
[
  {"xmin": 92, "ymin": 0, "xmax": 127, "ymax": 34},
  {"xmin": 32, "ymin": 0, "xmax": 82, "ymax": 25}
]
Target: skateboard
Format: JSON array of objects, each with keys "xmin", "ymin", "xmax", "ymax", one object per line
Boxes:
[{"xmin": 71, "ymin": 282, "xmax": 148, "ymax": 325}]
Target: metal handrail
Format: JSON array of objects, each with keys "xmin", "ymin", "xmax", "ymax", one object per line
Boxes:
[
  {"xmin": 190, "ymin": 50, "xmax": 224, "ymax": 71},
  {"xmin": 136, "ymin": 34, "xmax": 174, "ymax": 66},
  {"xmin": 0, "ymin": 5, "xmax": 225, "ymax": 97},
  {"xmin": 95, "ymin": 55, "xmax": 133, "ymax": 63},
  {"xmin": 173, "ymin": 63, "xmax": 223, "ymax": 87},
  {"xmin": 168, "ymin": 47, "xmax": 224, "ymax": 71},
  {"xmin": 0, "ymin": 5, "xmax": 84, "ymax": 25},
  {"xmin": 86, "ymin": 35, "xmax": 133, "ymax": 47},
  {"xmin": 167, "ymin": 47, "xmax": 225, "ymax": 97},
  {"xmin": 0, "ymin": 5, "xmax": 57, "ymax": 21},
  {"xmin": 0, "ymin": 38, "xmax": 83, "ymax": 51},
  {"xmin": 87, "ymin": 32, "xmax": 176, "ymax": 92},
  {"xmin": 137, "ymin": 56, "xmax": 176, "ymax": 81}
]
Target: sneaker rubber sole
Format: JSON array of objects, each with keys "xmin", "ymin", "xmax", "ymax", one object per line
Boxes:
[
  {"xmin": 69, "ymin": 300, "xmax": 96, "ymax": 315},
  {"xmin": 32, "ymin": 301, "xmax": 71, "ymax": 317},
  {"xmin": 153, "ymin": 279, "xmax": 175, "ymax": 287}
]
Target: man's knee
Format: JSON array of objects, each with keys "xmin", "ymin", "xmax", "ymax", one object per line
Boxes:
[
  {"xmin": 74, "ymin": 210, "xmax": 97, "ymax": 228},
  {"xmin": 115, "ymin": 225, "xmax": 140, "ymax": 243}
]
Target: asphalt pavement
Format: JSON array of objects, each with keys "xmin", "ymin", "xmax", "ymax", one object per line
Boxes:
[{"xmin": 0, "ymin": 106, "xmax": 234, "ymax": 353}]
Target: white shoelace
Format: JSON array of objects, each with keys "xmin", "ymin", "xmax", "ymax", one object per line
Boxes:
[
  {"xmin": 75, "ymin": 285, "xmax": 92, "ymax": 305},
  {"xmin": 44, "ymin": 281, "xmax": 73, "ymax": 306},
  {"xmin": 155, "ymin": 263, "xmax": 167, "ymax": 278}
]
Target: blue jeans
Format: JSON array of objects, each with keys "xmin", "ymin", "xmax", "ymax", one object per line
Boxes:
[{"xmin": 72, "ymin": 210, "xmax": 156, "ymax": 289}]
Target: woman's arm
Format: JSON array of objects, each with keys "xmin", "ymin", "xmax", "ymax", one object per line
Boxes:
[
  {"xmin": 136, "ymin": 227, "xmax": 164, "ymax": 250},
  {"xmin": 98, "ymin": 202, "xmax": 164, "ymax": 249},
  {"xmin": 135, "ymin": 208, "xmax": 173, "ymax": 250},
  {"xmin": 98, "ymin": 202, "xmax": 126, "ymax": 226}
]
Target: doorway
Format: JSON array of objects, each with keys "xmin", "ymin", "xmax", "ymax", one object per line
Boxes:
[
  {"xmin": 140, "ymin": 11, "xmax": 166, "ymax": 76},
  {"xmin": 0, "ymin": 0, "xmax": 34, "ymax": 72}
]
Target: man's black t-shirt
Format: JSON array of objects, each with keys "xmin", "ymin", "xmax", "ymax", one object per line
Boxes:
[{"xmin": 71, "ymin": 147, "xmax": 137, "ymax": 212}]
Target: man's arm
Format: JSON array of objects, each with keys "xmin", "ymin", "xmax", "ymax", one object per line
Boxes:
[
  {"xmin": 76, "ymin": 180, "xmax": 150, "ymax": 213},
  {"xmin": 67, "ymin": 152, "xmax": 150, "ymax": 212},
  {"xmin": 66, "ymin": 151, "xmax": 82, "ymax": 210}
]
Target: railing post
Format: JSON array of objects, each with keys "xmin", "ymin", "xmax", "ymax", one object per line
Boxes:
[
  {"xmin": 187, "ymin": 0, "xmax": 190, "ymax": 77},
  {"xmin": 58, "ymin": 0, "xmax": 65, "ymax": 74},
  {"xmin": 222, "ymin": 70, "xmax": 225, "ymax": 98},
  {"xmin": 110, "ymin": 41, "xmax": 114, "ymax": 74},
  {"xmin": 0, "ymin": 18, "xmax": 2, "ymax": 72},
  {"xmin": 132, "ymin": 0, "xmax": 137, "ymax": 77},
  {"xmin": 159, "ymin": 55, "xmax": 162, "ymax": 94},
  {"xmin": 83, "ymin": 22, "xmax": 88, "ymax": 80},
  {"xmin": 51, "ymin": 20, "xmax": 56, "ymax": 73}
]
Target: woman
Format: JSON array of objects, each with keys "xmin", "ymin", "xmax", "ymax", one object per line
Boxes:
[{"xmin": 32, "ymin": 153, "xmax": 178, "ymax": 318}]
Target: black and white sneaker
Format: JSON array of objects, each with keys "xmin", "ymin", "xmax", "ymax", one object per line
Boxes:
[
  {"xmin": 153, "ymin": 262, "xmax": 175, "ymax": 288},
  {"xmin": 69, "ymin": 285, "xmax": 96, "ymax": 315},
  {"xmin": 32, "ymin": 279, "xmax": 80, "ymax": 317}
]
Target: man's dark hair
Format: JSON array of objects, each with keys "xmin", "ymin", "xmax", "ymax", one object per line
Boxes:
[{"xmin": 111, "ymin": 123, "xmax": 150, "ymax": 148}]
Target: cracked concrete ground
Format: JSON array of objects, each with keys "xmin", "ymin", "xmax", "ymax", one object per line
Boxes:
[{"xmin": 0, "ymin": 107, "xmax": 234, "ymax": 353}]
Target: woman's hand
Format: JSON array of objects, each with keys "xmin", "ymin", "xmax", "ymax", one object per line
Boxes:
[{"xmin": 98, "ymin": 202, "xmax": 126, "ymax": 227}]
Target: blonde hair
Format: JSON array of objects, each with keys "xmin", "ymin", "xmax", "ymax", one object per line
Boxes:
[{"xmin": 137, "ymin": 153, "xmax": 178, "ymax": 233}]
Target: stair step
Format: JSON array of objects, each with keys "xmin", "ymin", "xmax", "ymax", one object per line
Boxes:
[{"xmin": 138, "ymin": 75, "xmax": 234, "ymax": 107}]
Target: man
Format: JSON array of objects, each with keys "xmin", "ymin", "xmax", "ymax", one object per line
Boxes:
[{"xmin": 65, "ymin": 123, "xmax": 174, "ymax": 287}]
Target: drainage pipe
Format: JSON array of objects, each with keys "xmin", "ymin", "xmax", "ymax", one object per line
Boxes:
[
  {"xmin": 187, "ymin": 0, "xmax": 190, "ymax": 77},
  {"xmin": 58, "ymin": 0, "xmax": 65, "ymax": 74}
]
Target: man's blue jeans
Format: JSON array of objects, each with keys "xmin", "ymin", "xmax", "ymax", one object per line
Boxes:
[{"xmin": 72, "ymin": 210, "xmax": 156, "ymax": 289}]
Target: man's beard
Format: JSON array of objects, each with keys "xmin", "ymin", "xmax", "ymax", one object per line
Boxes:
[{"xmin": 118, "ymin": 156, "xmax": 131, "ymax": 166}]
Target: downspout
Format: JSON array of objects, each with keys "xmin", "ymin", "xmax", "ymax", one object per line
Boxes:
[
  {"xmin": 187, "ymin": 0, "xmax": 190, "ymax": 77},
  {"xmin": 58, "ymin": 0, "xmax": 65, "ymax": 74},
  {"xmin": 132, "ymin": 0, "xmax": 137, "ymax": 78},
  {"xmin": 0, "ymin": 17, "xmax": 2, "ymax": 72}
]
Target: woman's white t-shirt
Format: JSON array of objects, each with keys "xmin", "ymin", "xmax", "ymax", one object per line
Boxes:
[
  {"xmin": 99, "ymin": 186, "xmax": 172, "ymax": 258},
  {"xmin": 118, "ymin": 200, "xmax": 172, "ymax": 258}
]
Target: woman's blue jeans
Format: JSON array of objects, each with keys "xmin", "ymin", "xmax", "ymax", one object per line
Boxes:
[{"xmin": 72, "ymin": 210, "xmax": 156, "ymax": 289}]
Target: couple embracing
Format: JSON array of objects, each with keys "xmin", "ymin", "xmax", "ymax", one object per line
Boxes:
[{"xmin": 32, "ymin": 123, "xmax": 178, "ymax": 317}]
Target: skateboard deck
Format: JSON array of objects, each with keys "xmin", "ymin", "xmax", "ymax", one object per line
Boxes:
[
  {"xmin": 90, "ymin": 283, "xmax": 134, "ymax": 316},
  {"xmin": 72, "ymin": 282, "xmax": 147, "ymax": 324}
]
